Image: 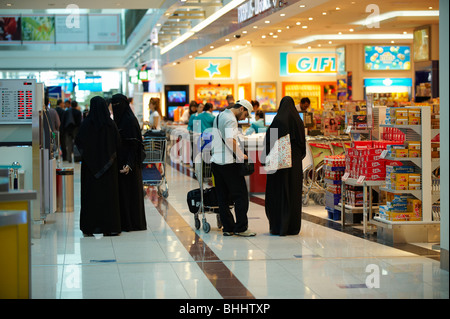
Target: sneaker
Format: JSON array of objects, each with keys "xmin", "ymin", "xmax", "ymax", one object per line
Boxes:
[
  {"xmin": 223, "ymin": 231, "xmax": 234, "ymax": 236},
  {"xmin": 235, "ymin": 230, "xmax": 256, "ymax": 237}
]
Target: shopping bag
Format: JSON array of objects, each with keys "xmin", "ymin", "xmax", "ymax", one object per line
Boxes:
[{"xmin": 265, "ymin": 134, "xmax": 292, "ymax": 171}]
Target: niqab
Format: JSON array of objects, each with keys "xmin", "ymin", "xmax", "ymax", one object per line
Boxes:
[{"xmin": 75, "ymin": 96, "xmax": 118, "ymax": 179}]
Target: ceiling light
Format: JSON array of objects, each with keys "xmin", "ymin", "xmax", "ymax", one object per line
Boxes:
[
  {"xmin": 299, "ymin": 4, "xmax": 306, "ymax": 8},
  {"xmin": 296, "ymin": 22, "xmax": 301, "ymax": 25},
  {"xmin": 247, "ymin": 40, "xmax": 251, "ymax": 44},
  {"xmin": 302, "ymin": 26, "xmax": 308, "ymax": 29},
  {"xmin": 262, "ymin": 35, "xmax": 266, "ymax": 38},
  {"xmin": 225, "ymin": 38, "xmax": 230, "ymax": 41},
  {"xmin": 210, "ymin": 46, "xmax": 214, "ymax": 49},
  {"xmin": 428, "ymin": 6, "xmax": 433, "ymax": 9},
  {"xmin": 349, "ymin": 28, "xmax": 354, "ymax": 32},
  {"xmin": 265, "ymin": 20, "xmax": 270, "ymax": 24},
  {"xmin": 189, "ymin": 55, "xmax": 193, "ymax": 58},
  {"xmin": 338, "ymin": 32, "xmax": 342, "ymax": 34},
  {"xmin": 6, "ymin": 3, "xmax": 12, "ymax": 6},
  {"xmin": 242, "ymin": 31, "xmax": 247, "ymax": 34},
  {"xmin": 198, "ymin": 51, "xmax": 202, "ymax": 54},
  {"xmin": 308, "ymin": 46, "xmax": 311, "ymax": 49},
  {"xmin": 318, "ymin": 44, "xmax": 322, "ymax": 47},
  {"xmin": 354, "ymin": 10, "xmax": 439, "ymax": 26},
  {"xmin": 286, "ymin": 26, "xmax": 290, "ymax": 29},
  {"xmin": 391, "ymin": 41, "xmax": 395, "ymax": 43},
  {"xmin": 253, "ymin": 26, "xmax": 258, "ymax": 29},
  {"xmin": 336, "ymin": 7, "xmax": 340, "ymax": 10},
  {"xmin": 294, "ymin": 33, "xmax": 414, "ymax": 45},
  {"xmin": 278, "ymin": 29, "xmax": 282, "ymax": 32},
  {"xmin": 273, "ymin": 35, "xmax": 278, "ymax": 38},
  {"xmin": 280, "ymin": 13, "xmax": 285, "ymax": 17},
  {"xmin": 322, "ymin": 12, "xmax": 327, "ymax": 15},
  {"xmin": 403, "ymin": 31, "xmax": 408, "ymax": 34},
  {"xmin": 269, "ymin": 32, "xmax": 273, "ymax": 35},
  {"xmin": 308, "ymin": 17, "xmax": 313, "ymax": 20},
  {"xmin": 329, "ymin": 41, "xmax": 333, "ymax": 44}
]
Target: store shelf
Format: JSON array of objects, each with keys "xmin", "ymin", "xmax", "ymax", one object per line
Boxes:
[
  {"xmin": 380, "ymin": 186, "xmax": 422, "ymax": 199},
  {"xmin": 343, "ymin": 178, "xmax": 385, "ymax": 187},
  {"xmin": 372, "ymin": 216, "xmax": 440, "ymax": 226},
  {"xmin": 336, "ymin": 203, "xmax": 379, "ymax": 211},
  {"xmin": 380, "ymin": 123, "xmax": 421, "ymax": 134}
]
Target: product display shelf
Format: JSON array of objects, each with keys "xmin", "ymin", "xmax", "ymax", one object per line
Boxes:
[
  {"xmin": 373, "ymin": 106, "xmax": 440, "ymax": 243},
  {"xmin": 340, "ymin": 177, "xmax": 384, "ymax": 233}
]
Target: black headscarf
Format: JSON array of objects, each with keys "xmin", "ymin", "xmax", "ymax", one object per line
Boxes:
[
  {"xmin": 262, "ymin": 96, "xmax": 306, "ymax": 163},
  {"xmin": 111, "ymin": 93, "xmax": 143, "ymax": 167},
  {"xmin": 75, "ymin": 96, "xmax": 119, "ymax": 178}
]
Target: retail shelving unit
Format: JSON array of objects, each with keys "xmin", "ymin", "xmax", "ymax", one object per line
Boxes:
[{"xmin": 373, "ymin": 106, "xmax": 440, "ymax": 243}]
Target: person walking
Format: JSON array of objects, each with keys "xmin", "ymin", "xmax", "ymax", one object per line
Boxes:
[
  {"xmin": 111, "ymin": 93, "xmax": 147, "ymax": 232},
  {"xmin": 263, "ymin": 96, "xmax": 306, "ymax": 236},
  {"xmin": 75, "ymin": 96, "xmax": 122, "ymax": 237},
  {"xmin": 61, "ymin": 100, "xmax": 82, "ymax": 162},
  {"xmin": 210, "ymin": 99, "xmax": 255, "ymax": 237}
]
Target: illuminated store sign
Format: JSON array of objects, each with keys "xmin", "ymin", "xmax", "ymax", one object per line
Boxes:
[
  {"xmin": 280, "ymin": 52, "xmax": 337, "ymax": 76},
  {"xmin": 364, "ymin": 45, "xmax": 411, "ymax": 70},
  {"xmin": 195, "ymin": 57, "xmax": 232, "ymax": 79},
  {"xmin": 238, "ymin": 0, "xmax": 285, "ymax": 23}
]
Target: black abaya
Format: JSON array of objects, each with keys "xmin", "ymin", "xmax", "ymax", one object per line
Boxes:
[
  {"xmin": 263, "ymin": 96, "xmax": 306, "ymax": 236},
  {"xmin": 75, "ymin": 96, "xmax": 121, "ymax": 235},
  {"xmin": 111, "ymin": 93, "xmax": 147, "ymax": 231}
]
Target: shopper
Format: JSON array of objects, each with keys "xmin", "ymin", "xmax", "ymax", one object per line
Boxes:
[
  {"xmin": 146, "ymin": 97, "xmax": 162, "ymax": 130},
  {"xmin": 75, "ymin": 96, "xmax": 122, "ymax": 237},
  {"xmin": 111, "ymin": 93, "xmax": 147, "ymax": 232},
  {"xmin": 263, "ymin": 96, "xmax": 306, "ymax": 236},
  {"xmin": 300, "ymin": 97, "xmax": 311, "ymax": 112},
  {"xmin": 245, "ymin": 110, "xmax": 266, "ymax": 135},
  {"xmin": 192, "ymin": 102, "xmax": 215, "ymax": 133},
  {"xmin": 180, "ymin": 100, "xmax": 198, "ymax": 123},
  {"xmin": 211, "ymin": 99, "xmax": 255, "ymax": 237},
  {"xmin": 61, "ymin": 100, "xmax": 82, "ymax": 162}
]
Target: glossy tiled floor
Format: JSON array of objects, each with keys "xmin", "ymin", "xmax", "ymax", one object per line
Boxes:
[{"xmin": 30, "ymin": 161, "xmax": 449, "ymax": 299}]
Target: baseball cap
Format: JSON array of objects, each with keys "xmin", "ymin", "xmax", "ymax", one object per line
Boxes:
[{"xmin": 235, "ymin": 99, "xmax": 252, "ymax": 117}]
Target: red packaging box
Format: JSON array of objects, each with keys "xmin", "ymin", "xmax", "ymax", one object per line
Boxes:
[
  {"xmin": 362, "ymin": 166, "xmax": 386, "ymax": 175},
  {"xmin": 360, "ymin": 160, "xmax": 386, "ymax": 168}
]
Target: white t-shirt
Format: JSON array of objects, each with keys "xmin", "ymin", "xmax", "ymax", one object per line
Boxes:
[
  {"xmin": 148, "ymin": 110, "xmax": 161, "ymax": 130},
  {"xmin": 210, "ymin": 109, "xmax": 244, "ymax": 165}
]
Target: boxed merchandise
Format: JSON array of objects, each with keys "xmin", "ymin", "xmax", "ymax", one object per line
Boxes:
[
  {"xmin": 360, "ymin": 160, "xmax": 385, "ymax": 168},
  {"xmin": 409, "ymin": 183, "xmax": 421, "ymax": 190},
  {"xmin": 407, "ymin": 141, "xmax": 421, "ymax": 150},
  {"xmin": 395, "ymin": 173, "xmax": 409, "ymax": 182},
  {"xmin": 395, "ymin": 148, "xmax": 409, "ymax": 158},
  {"xmin": 407, "ymin": 198, "xmax": 422, "ymax": 216},
  {"xmin": 395, "ymin": 109, "xmax": 409, "ymax": 118},
  {"xmin": 395, "ymin": 117, "xmax": 409, "ymax": 125},
  {"xmin": 352, "ymin": 115, "xmax": 367, "ymax": 129},
  {"xmin": 395, "ymin": 181, "xmax": 408, "ymax": 190},
  {"xmin": 408, "ymin": 149, "xmax": 421, "ymax": 158},
  {"xmin": 408, "ymin": 117, "xmax": 421, "ymax": 125},
  {"xmin": 408, "ymin": 173, "xmax": 421, "ymax": 184}
]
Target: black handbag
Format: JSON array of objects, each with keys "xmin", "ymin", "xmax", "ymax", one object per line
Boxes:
[{"xmin": 215, "ymin": 114, "xmax": 254, "ymax": 176}]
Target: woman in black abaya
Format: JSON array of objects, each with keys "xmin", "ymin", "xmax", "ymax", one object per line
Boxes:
[
  {"xmin": 263, "ymin": 96, "xmax": 306, "ymax": 236},
  {"xmin": 75, "ymin": 96, "xmax": 121, "ymax": 236},
  {"xmin": 111, "ymin": 93, "xmax": 147, "ymax": 231}
]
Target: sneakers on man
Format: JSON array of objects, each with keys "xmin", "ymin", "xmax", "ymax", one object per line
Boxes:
[
  {"xmin": 223, "ymin": 231, "xmax": 234, "ymax": 236},
  {"xmin": 235, "ymin": 230, "xmax": 256, "ymax": 237}
]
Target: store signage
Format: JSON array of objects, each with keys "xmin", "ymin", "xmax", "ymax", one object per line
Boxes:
[
  {"xmin": 364, "ymin": 78, "xmax": 412, "ymax": 87},
  {"xmin": 195, "ymin": 57, "xmax": 232, "ymax": 79},
  {"xmin": 364, "ymin": 45, "xmax": 411, "ymax": 70},
  {"xmin": 280, "ymin": 52, "xmax": 337, "ymax": 76},
  {"xmin": 78, "ymin": 76, "xmax": 102, "ymax": 91},
  {"xmin": 238, "ymin": 0, "xmax": 286, "ymax": 23}
]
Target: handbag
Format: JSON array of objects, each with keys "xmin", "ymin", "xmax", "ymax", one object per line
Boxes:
[
  {"xmin": 215, "ymin": 114, "xmax": 254, "ymax": 176},
  {"xmin": 265, "ymin": 134, "xmax": 292, "ymax": 171}
]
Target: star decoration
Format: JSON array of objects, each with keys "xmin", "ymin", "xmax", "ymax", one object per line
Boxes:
[{"xmin": 205, "ymin": 62, "xmax": 220, "ymax": 77}]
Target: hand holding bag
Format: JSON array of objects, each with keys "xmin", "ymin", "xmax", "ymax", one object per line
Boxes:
[{"xmin": 265, "ymin": 134, "xmax": 292, "ymax": 171}]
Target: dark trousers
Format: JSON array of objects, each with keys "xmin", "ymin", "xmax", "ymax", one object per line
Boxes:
[{"xmin": 211, "ymin": 162, "xmax": 249, "ymax": 233}]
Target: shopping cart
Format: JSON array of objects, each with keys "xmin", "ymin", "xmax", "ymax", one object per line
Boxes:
[
  {"xmin": 193, "ymin": 132, "xmax": 222, "ymax": 233},
  {"xmin": 142, "ymin": 130, "xmax": 168, "ymax": 198}
]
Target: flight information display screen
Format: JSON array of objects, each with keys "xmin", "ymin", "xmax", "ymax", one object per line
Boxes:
[{"xmin": 0, "ymin": 79, "xmax": 35, "ymax": 124}]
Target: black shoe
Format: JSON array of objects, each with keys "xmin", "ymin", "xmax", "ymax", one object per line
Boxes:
[{"xmin": 103, "ymin": 232, "xmax": 120, "ymax": 236}]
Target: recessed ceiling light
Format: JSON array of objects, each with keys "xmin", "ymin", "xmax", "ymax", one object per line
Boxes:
[
  {"xmin": 309, "ymin": 17, "xmax": 313, "ymax": 20},
  {"xmin": 225, "ymin": 38, "xmax": 230, "ymax": 41},
  {"xmin": 247, "ymin": 40, "xmax": 251, "ymax": 44},
  {"xmin": 265, "ymin": 20, "xmax": 270, "ymax": 24},
  {"xmin": 278, "ymin": 29, "xmax": 282, "ymax": 32},
  {"xmin": 273, "ymin": 35, "xmax": 278, "ymax": 38},
  {"xmin": 349, "ymin": 28, "xmax": 354, "ymax": 32},
  {"xmin": 269, "ymin": 32, "xmax": 273, "ymax": 35},
  {"xmin": 210, "ymin": 46, "xmax": 214, "ymax": 49},
  {"xmin": 296, "ymin": 22, "xmax": 301, "ymax": 25},
  {"xmin": 322, "ymin": 12, "xmax": 327, "ymax": 15},
  {"xmin": 428, "ymin": 6, "xmax": 433, "ymax": 9},
  {"xmin": 318, "ymin": 44, "xmax": 322, "ymax": 47},
  {"xmin": 391, "ymin": 40, "xmax": 395, "ymax": 43},
  {"xmin": 403, "ymin": 31, "xmax": 408, "ymax": 34},
  {"xmin": 189, "ymin": 55, "xmax": 193, "ymax": 58},
  {"xmin": 286, "ymin": 26, "xmax": 290, "ymax": 29},
  {"xmin": 302, "ymin": 26, "xmax": 308, "ymax": 29},
  {"xmin": 336, "ymin": 7, "xmax": 341, "ymax": 10},
  {"xmin": 299, "ymin": 4, "xmax": 306, "ymax": 8},
  {"xmin": 280, "ymin": 13, "xmax": 285, "ymax": 17},
  {"xmin": 242, "ymin": 30, "xmax": 247, "ymax": 34},
  {"xmin": 6, "ymin": 3, "xmax": 12, "ymax": 6},
  {"xmin": 253, "ymin": 26, "xmax": 258, "ymax": 29},
  {"xmin": 338, "ymin": 32, "xmax": 342, "ymax": 34},
  {"xmin": 172, "ymin": 62, "xmax": 177, "ymax": 65},
  {"xmin": 198, "ymin": 50, "xmax": 202, "ymax": 54},
  {"xmin": 329, "ymin": 41, "xmax": 333, "ymax": 44}
]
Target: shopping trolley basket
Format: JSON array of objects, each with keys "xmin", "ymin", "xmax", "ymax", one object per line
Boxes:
[
  {"xmin": 191, "ymin": 132, "xmax": 222, "ymax": 233},
  {"xmin": 142, "ymin": 130, "xmax": 168, "ymax": 198}
]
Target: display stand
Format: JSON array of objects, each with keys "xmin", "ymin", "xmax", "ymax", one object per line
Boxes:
[{"xmin": 374, "ymin": 106, "xmax": 440, "ymax": 243}]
